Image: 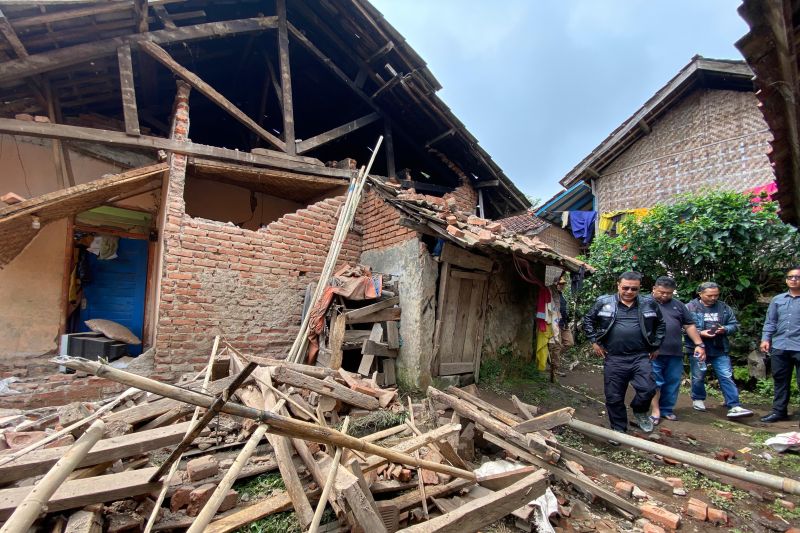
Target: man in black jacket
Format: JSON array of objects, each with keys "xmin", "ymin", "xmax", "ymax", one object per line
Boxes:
[{"xmin": 584, "ymin": 271, "xmax": 666, "ymax": 434}]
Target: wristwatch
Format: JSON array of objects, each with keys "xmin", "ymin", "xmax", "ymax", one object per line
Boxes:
[{"xmin": 694, "ymin": 343, "xmax": 705, "ymax": 348}]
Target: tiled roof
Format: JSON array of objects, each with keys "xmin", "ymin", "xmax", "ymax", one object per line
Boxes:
[{"xmin": 497, "ymin": 212, "xmax": 550, "ymax": 235}]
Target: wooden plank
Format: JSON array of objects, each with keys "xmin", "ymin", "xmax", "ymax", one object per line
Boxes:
[
  {"xmin": 513, "ymin": 407, "xmax": 575, "ymax": 434},
  {"xmin": 205, "ymin": 491, "xmax": 293, "ymax": 533},
  {"xmin": 461, "ymin": 279, "xmax": 486, "ymax": 372},
  {"xmin": 362, "ymin": 424, "xmax": 461, "ymax": 473},
  {"xmin": 151, "ymin": 4, "xmax": 177, "ymax": 29},
  {"xmin": 343, "ymin": 329, "xmax": 372, "ymax": 344},
  {"xmin": 476, "ymin": 465, "xmax": 539, "ymax": 491},
  {"xmin": 432, "ymin": 261, "xmax": 451, "ymax": 375},
  {"xmin": 384, "ymin": 120, "xmax": 395, "ymax": 179},
  {"xmin": 64, "ymin": 509, "xmax": 103, "ymax": 533},
  {"xmin": 385, "ymin": 321, "xmax": 399, "ymax": 349},
  {"xmin": 400, "ymin": 180, "xmax": 454, "ymax": 194},
  {"xmin": 445, "ymin": 386, "xmax": 524, "ymax": 426},
  {"xmin": 450, "ymin": 270, "xmax": 489, "ymax": 280},
  {"xmin": 0, "ymin": 18, "xmax": 278, "ymax": 84},
  {"xmin": 275, "ymin": 0, "xmax": 295, "ymax": 155},
  {"xmin": 382, "ymin": 358, "xmax": 396, "ymax": 386},
  {"xmin": 511, "ymin": 395, "xmax": 538, "ymax": 419},
  {"xmin": 0, "ymin": 7, "xmax": 27, "ymax": 58},
  {"xmin": 328, "ymin": 309, "xmax": 347, "ymax": 370},
  {"xmin": 357, "ymin": 352, "xmax": 375, "ymax": 377},
  {"xmin": 345, "ymin": 296, "xmax": 399, "ymax": 321},
  {"xmin": 271, "ymin": 366, "xmax": 379, "ymax": 410},
  {"xmin": 117, "ymin": 45, "xmax": 140, "ymax": 136},
  {"xmin": 318, "ymin": 454, "xmax": 388, "ymax": 533},
  {"xmin": 9, "ymin": 0, "xmax": 182, "ymax": 29},
  {"xmin": 387, "ymin": 478, "xmax": 474, "ymax": 513},
  {"xmin": 400, "ymin": 470, "xmax": 548, "ymax": 533},
  {"xmin": 0, "ymin": 119, "xmax": 353, "ymax": 179},
  {"xmin": 556, "ymin": 445, "xmax": 672, "ymax": 493},
  {"xmin": 471, "ymin": 180, "xmax": 500, "ymax": 189},
  {"xmin": 296, "ymin": 112, "xmax": 380, "ymax": 154},
  {"xmin": 362, "ymin": 340, "xmax": 397, "ymax": 358},
  {"xmin": 0, "ymin": 421, "xmax": 197, "ymax": 483},
  {"xmin": 447, "ymin": 277, "xmax": 474, "ymax": 367},
  {"xmin": 345, "ymin": 307, "xmax": 401, "ymax": 324},
  {"xmin": 138, "ymin": 41, "xmax": 285, "ymax": 151},
  {"xmin": 134, "ymin": 0, "xmax": 149, "ymax": 32},
  {"xmin": 472, "ymin": 274, "xmax": 490, "ymax": 382},
  {"xmin": 437, "ymin": 274, "xmax": 461, "ymax": 374},
  {"xmin": 439, "ymin": 362, "xmax": 474, "ymax": 375},
  {"xmin": 439, "ymin": 243, "xmax": 493, "ymax": 272},
  {"xmin": 0, "ymin": 468, "xmax": 162, "ymax": 520}
]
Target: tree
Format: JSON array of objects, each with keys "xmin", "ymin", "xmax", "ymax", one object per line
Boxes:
[{"xmin": 579, "ymin": 191, "xmax": 800, "ymax": 355}]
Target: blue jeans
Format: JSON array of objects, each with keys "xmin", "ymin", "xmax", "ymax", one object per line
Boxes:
[
  {"xmin": 651, "ymin": 355, "xmax": 684, "ymax": 416},
  {"xmin": 690, "ymin": 353, "xmax": 740, "ymax": 408}
]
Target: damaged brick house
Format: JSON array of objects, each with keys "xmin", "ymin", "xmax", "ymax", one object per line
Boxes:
[
  {"xmin": 0, "ymin": 0, "xmax": 588, "ymax": 407},
  {"xmin": 537, "ymin": 56, "xmax": 777, "ymax": 235}
]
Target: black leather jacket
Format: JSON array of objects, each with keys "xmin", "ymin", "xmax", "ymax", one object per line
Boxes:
[{"xmin": 583, "ymin": 294, "xmax": 666, "ymax": 350}]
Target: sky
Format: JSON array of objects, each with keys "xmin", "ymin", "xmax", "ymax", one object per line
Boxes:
[{"xmin": 370, "ymin": 0, "xmax": 749, "ymax": 205}]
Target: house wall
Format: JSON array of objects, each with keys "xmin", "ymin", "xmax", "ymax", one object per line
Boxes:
[
  {"xmin": 0, "ymin": 219, "xmax": 69, "ymax": 376},
  {"xmin": 595, "ymin": 89, "xmax": 774, "ymax": 212},
  {"xmin": 482, "ymin": 259, "xmax": 539, "ymax": 363},
  {"xmin": 359, "ymin": 187, "xmax": 418, "ymax": 251},
  {"xmin": 537, "ymin": 226, "xmax": 583, "ymax": 284}
]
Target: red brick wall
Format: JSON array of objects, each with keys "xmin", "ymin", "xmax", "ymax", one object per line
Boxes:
[
  {"xmin": 155, "ymin": 198, "xmax": 362, "ymax": 379},
  {"xmin": 596, "ymin": 89, "xmax": 774, "ymax": 212},
  {"xmin": 443, "ymin": 181, "xmax": 478, "ymax": 214},
  {"xmin": 359, "ymin": 188, "xmax": 417, "ymax": 251}
]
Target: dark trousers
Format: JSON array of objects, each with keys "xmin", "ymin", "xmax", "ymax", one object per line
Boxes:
[
  {"xmin": 770, "ymin": 349, "xmax": 800, "ymax": 416},
  {"xmin": 604, "ymin": 353, "xmax": 656, "ymax": 432}
]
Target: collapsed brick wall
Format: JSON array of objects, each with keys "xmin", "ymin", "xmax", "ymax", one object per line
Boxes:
[
  {"xmin": 359, "ymin": 188, "xmax": 418, "ymax": 252},
  {"xmin": 595, "ymin": 89, "xmax": 774, "ymax": 212},
  {"xmin": 155, "ymin": 198, "xmax": 362, "ymax": 379}
]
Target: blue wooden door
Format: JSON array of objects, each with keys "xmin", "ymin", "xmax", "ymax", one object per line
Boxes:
[{"xmin": 79, "ymin": 238, "xmax": 148, "ymax": 355}]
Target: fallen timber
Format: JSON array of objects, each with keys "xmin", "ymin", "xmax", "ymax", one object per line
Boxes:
[{"xmin": 58, "ymin": 357, "xmax": 477, "ymax": 482}]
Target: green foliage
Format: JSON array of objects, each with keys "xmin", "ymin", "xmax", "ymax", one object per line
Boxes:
[
  {"xmin": 478, "ymin": 343, "xmax": 548, "ymax": 403},
  {"xmin": 579, "ymin": 192, "xmax": 800, "ymax": 357},
  {"xmin": 234, "ymin": 473, "xmax": 285, "ymax": 500},
  {"xmin": 771, "ymin": 500, "xmax": 800, "ymax": 521},
  {"xmin": 344, "ymin": 410, "xmax": 407, "ymax": 438}
]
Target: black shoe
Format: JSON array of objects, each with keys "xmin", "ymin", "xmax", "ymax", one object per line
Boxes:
[{"xmin": 760, "ymin": 412, "xmax": 789, "ymax": 423}]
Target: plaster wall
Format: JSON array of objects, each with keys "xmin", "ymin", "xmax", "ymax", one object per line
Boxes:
[
  {"xmin": 0, "ymin": 219, "xmax": 68, "ymax": 376},
  {"xmin": 361, "ymin": 238, "xmax": 438, "ymax": 390},
  {"xmin": 482, "ymin": 260, "xmax": 538, "ymax": 362}
]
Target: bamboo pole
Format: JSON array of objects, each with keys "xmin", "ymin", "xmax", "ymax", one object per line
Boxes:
[
  {"xmin": 568, "ymin": 418, "xmax": 800, "ymax": 496},
  {"xmin": 308, "ymin": 416, "xmax": 350, "ymax": 533},
  {"xmin": 0, "ymin": 420, "xmax": 106, "ymax": 533},
  {"xmin": 0, "ymin": 387, "xmax": 138, "ymax": 468},
  {"xmin": 186, "ymin": 424, "xmax": 270, "ymax": 533},
  {"xmin": 143, "ymin": 335, "xmax": 220, "ymax": 533},
  {"xmin": 61, "ymin": 357, "xmax": 476, "ymax": 481},
  {"xmin": 408, "ymin": 397, "xmax": 429, "ymax": 519}
]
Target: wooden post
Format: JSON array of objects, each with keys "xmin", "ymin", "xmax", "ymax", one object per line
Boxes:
[
  {"xmin": 276, "ymin": 0, "xmax": 295, "ymax": 154},
  {"xmin": 309, "ymin": 417, "xmax": 350, "ymax": 533},
  {"xmin": 186, "ymin": 424, "xmax": 269, "ymax": 533},
  {"xmin": 117, "ymin": 44, "xmax": 140, "ymax": 136},
  {"xmin": 0, "ymin": 420, "xmax": 106, "ymax": 533},
  {"xmin": 62, "ymin": 357, "xmax": 476, "ymax": 481},
  {"xmin": 384, "ymin": 120, "xmax": 395, "ymax": 179}
]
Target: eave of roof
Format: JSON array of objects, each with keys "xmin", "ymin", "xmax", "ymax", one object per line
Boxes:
[
  {"xmin": 535, "ymin": 182, "xmax": 593, "ymax": 224},
  {"xmin": 559, "ymin": 56, "xmax": 755, "ymax": 189}
]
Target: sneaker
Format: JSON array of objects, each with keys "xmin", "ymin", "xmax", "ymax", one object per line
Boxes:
[
  {"xmin": 727, "ymin": 406, "xmax": 754, "ymax": 419},
  {"xmin": 634, "ymin": 412, "xmax": 654, "ymax": 432},
  {"xmin": 692, "ymin": 400, "xmax": 706, "ymax": 411}
]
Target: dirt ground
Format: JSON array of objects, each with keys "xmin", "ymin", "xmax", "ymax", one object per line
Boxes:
[{"xmin": 477, "ymin": 359, "xmax": 800, "ymax": 532}]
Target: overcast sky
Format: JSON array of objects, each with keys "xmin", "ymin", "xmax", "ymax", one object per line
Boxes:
[{"xmin": 370, "ymin": 0, "xmax": 749, "ymax": 205}]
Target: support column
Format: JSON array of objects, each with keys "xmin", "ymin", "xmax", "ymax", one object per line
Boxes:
[
  {"xmin": 384, "ymin": 120, "xmax": 395, "ymax": 180},
  {"xmin": 276, "ymin": 0, "xmax": 295, "ymax": 155}
]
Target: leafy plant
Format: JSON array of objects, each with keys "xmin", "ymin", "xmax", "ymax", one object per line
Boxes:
[{"xmin": 578, "ymin": 192, "xmax": 800, "ymax": 360}]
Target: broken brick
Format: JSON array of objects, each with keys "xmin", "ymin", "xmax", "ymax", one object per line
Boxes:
[
  {"xmin": 661, "ymin": 457, "xmax": 680, "ymax": 466},
  {"xmin": 477, "ymin": 229, "xmax": 493, "ymax": 243},
  {"xmin": 486, "ymin": 221, "xmax": 502, "ymax": 233},
  {"xmin": 467, "ymin": 216, "xmax": 488, "ymax": 226},
  {"xmin": 641, "ymin": 504, "xmax": 681, "ymax": 530},
  {"xmin": 713, "ymin": 448, "xmax": 735, "ymax": 462},
  {"xmin": 707, "ymin": 508, "xmax": 728, "ymax": 524},
  {"xmin": 187, "ymin": 455, "xmax": 218, "ymax": 482},
  {"xmin": 446, "ymin": 225, "xmax": 464, "ymax": 238},
  {"xmin": 643, "ymin": 522, "xmax": 666, "ymax": 533},
  {"xmin": 397, "ymin": 468, "xmax": 413, "ymax": 482},
  {"xmin": 170, "ymin": 486, "xmax": 192, "ymax": 513},
  {"xmin": 664, "ymin": 477, "xmax": 683, "ymax": 489},
  {"xmin": 778, "ymin": 499, "xmax": 796, "ymax": 510},
  {"xmin": 14, "ymin": 113, "xmax": 33, "ymax": 121},
  {"xmin": 614, "ymin": 481, "xmax": 634, "ymax": 498},
  {"xmin": 187, "ymin": 483, "xmax": 216, "ymax": 516},
  {"xmin": 715, "ymin": 490, "xmax": 733, "ymax": 501},
  {"xmin": 4, "ymin": 431, "xmax": 47, "ymax": 450},
  {"xmin": 445, "ymin": 215, "xmax": 458, "ymax": 225},
  {"xmin": 686, "ymin": 497, "xmax": 708, "ymax": 521},
  {"xmin": 218, "ymin": 489, "xmax": 239, "ymax": 512}
]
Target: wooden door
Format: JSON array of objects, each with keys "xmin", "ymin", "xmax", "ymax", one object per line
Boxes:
[{"xmin": 435, "ymin": 263, "xmax": 489, "ymax": 377}]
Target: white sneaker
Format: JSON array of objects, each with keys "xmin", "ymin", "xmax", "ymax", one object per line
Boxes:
[
  {"xmin": 727, "ymin": 406, "xmax": 754, "ymax": 418},
  {"xmin": 692, "ymin": 400, "xmax": 706, "ymax": 411}
]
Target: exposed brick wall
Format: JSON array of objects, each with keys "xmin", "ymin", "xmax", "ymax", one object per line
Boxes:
[
  {"xmin": 443, "ymin": 180, "xmax": 479, "ymax": 214},
  {"xmin": 0, "ymin": 373, "xmax": 126, "ymax": 409},
  {"xmin": 359, "ymin": 188, "xmax": 417, "ymax": 252},
  {"xmin": 538, "ymin": 226, "xmax": 582, "ymax": 260},
  {"xmin": 155, "ymin": 198, "xmax": 362, "ymax": 379},
  {"xmin": 595, "ymin": 89, "xmax": 774, "ymax": 212}
]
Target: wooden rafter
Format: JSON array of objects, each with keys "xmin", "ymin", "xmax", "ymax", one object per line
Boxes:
[
  {"xmin": 276, "ymin": 0, "xmax": 295, "ymax": 155},
  {"xmin": 296, "ymin": 112, "xmax": 379, "ymax": 154},
  {"xmin": 44, "ymin": 80, "xmax": 76, "ymax": 187},
  {"xmin": 138, "ymin": 40, "xmax": 286, "ymax": 151},
  {"xmin": 0, "ymin": 17, "xmax": 278, "ymax": 85},
  {"xmin": 7, "ymin": 0, "xmax": 183, "ymax": 30},
  {"xmin": 0, "ymin": 118, "xmax": 353, "ymax": 179},
  {"xmin": 117, "ymin": 45, "xmax": 140, "ymax": 136},
  {"xmin": 0, "ymin": 7, "xmax": 27, "ymax": 58},
  {"xmin": 134, "ymin": 0, "xmax": 149, "ymax": 33},
  {"xmin": 151, "ymin": 4, "xmax": 176, "ymax": 29}
]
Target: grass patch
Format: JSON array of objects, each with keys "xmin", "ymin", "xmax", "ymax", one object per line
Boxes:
[
  {"xmin": 343, "ymin": 410, "xmax": 408, "ymax": 438},
  {"xmin": 234, "ymin": 473, "xmax": 285, "ymax": 500},
  {"xmin": 478, "ymin": 344, "xmax": 551, "ymax": 404},
  {"xmin": 235, "ymin": 509, "xmax": 336, "ymax": 533},
  {"xmin": 771, "ymin": 500, "xmax": 800, "ymax": 521}
]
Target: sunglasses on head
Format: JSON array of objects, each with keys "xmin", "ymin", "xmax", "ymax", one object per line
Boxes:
[{"xmin": 620, "ymin": 286, "xmax": 640, "ymax": 292}]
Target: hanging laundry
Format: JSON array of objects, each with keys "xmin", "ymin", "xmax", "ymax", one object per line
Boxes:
[
  {"xmin": 561, "ymin": 211, "xmax": 570, "ymax": 229},
  {"xmin": 87, "ymin": 235, "xmax": 119, "ymax": 260},
  {"xmin": 568, "ymin": 211, "xmax": 597, "ymax": 244},
  {"xmin": 535, "ymin": 324, "xmax": 554, "ymax": 371}
]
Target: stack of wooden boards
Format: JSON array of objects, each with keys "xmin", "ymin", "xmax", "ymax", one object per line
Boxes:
[{"xmin": 0, "ymin": 349, "xmax": 700, "ymax": 533}]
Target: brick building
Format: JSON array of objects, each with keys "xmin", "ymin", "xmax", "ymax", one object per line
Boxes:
[
  {"xmin": 538, "ymin": 56, "xmax": 776, "ymax": 231},
  {"xmin": 0, "ymin": 0, "xmax": 587, "ymax": 406}
]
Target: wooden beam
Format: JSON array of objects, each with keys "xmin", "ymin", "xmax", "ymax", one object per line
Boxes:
[
  {"xmin": 384, "ymin": 120, "xmax": 395, "ymax": 179},
  {"xmin": 8, "ymin": 0, "xmax": 182, "ymax": 30},
  {"xmin": 439, "ymin": 243, "xmax": 493, "ymax": 272},
  {"xmin": 0, "ymin": 118, "xmax": 355, "ymax": 179},
  {"xmin": 134, "ymin": 0, "xmax": 149, "ymax": 33},
  {"xmin": 344, "ymin": 296, "xmax": 399, "ymax": 321},
  {"xmin": 471, "ymin": 180, "xmax": 500, "ymax": 189},
  {"xmin": 424, "ymin": 128, "xmax": 456, "ymax": 149},
  {"xmin": 296, "ymin": 112, "xmax": 380, "ymax": 154},
  {"xmin": 151, "ymin": 4, "xmax": 177, "ymax": 29},
  {"xmin": 276, "ymin": 0, "xmax": 295, "ymax": 155},
  {"xmin": 362, "ymin": 423, "xmax": 461, "ymax": 473},
  {"xmin": 513, "ymin": 407, "xmax": 574, "ymax": 434},
  {"xmin": 138, "ymin": 40, "xmax": 286, "ymax": 151},
  {"xmin": 400, "ymin": 180, "xmax": 453, "ymax": 194},
  {"xmin": 345, "ymin": 306, "xmax": 401, "ymax": 324},
  {"xmin": 270, "ymin": 366, "xmax": 379, "ymax": 410},
  {"xmin": 401, "ymin": 470, "xmax": 548, "ymax": 533},
  {"xmin": 0, "ymin": 7, "xmax": 27, "ymax": 58},
  {"xmin": 0, "ymin": 17, "xmax": 278, "ymax": 85},
  {"xmin": 117, "ymin": 45, "xmax": 140, "ymax": 137}
]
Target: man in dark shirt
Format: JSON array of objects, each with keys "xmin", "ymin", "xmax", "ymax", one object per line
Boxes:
[
  {"xmin": 760, "ymin": 266, "xmax": 800, "ymax": 423},
  {"xmin": 584, "ymin": 271, "xmax": 666, "ymax": 434},
  {"xmin": 650, "ymin": 276, "xmax": 705, "ymax": 424}
]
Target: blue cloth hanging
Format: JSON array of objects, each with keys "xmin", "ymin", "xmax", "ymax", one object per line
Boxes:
[{"xmin": 569, "ymin": 211, "xmax": 597, "ymax": 244}]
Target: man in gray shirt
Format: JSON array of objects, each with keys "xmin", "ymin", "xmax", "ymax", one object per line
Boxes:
[{"xmin": 760, "ymin": 266, "xmax": 800, "ymax": 423}]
